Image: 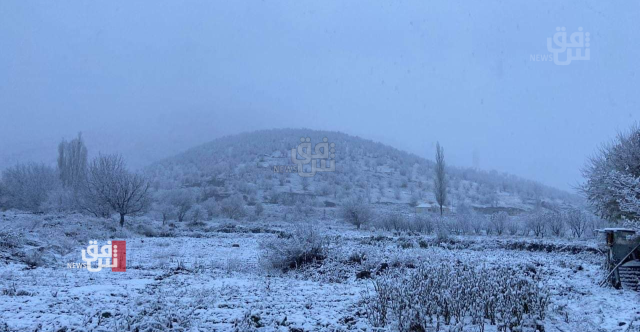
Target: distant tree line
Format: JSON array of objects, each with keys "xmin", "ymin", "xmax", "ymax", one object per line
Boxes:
[{"xmin": 0, "ymin": 133, "xmax": 151, "ymax": 227}]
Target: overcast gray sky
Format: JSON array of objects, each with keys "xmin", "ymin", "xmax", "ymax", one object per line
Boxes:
[{"xmin": 1, "ymin": 0, "xmax": 638, "ymax": 191}]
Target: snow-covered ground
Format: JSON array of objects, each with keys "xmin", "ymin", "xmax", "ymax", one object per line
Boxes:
[{"xmin": 1, "ymin": 211, "xmax": 639, "ymax": 332}]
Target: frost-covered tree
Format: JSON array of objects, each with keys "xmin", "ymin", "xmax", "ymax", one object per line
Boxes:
[
  {"xmin": 220, "ymin": 194, "xmax": 246, "ymax": 220},
  {"xmin": 547, "ymin": 212, "xmax": 564, "ymax": 237},
  {"xmin": 489, "ymin": 211, "xmax": 508, "ymax": 236},
  {"xmin": 433, "ymin": 142, "xmax": 447, "ymax": 215},
  {"xmin": 563, "ymin": 208, "xmax": 588, "ymax": 238},
  {"xmin": 84, "ymin": 154, "xmax": 151, "ymax": 227},
  {"xmin": 1, "ymin": 163, "xmax": 58, "ymax": 212},
  {"xmin": 57, "ymin": 133, "xmax": 88, "ymax": 189},
  {"xmin": 609, "ymin": 171, "xmax": 640, "ymax": 219},
  {"xmin": 163, "ymin": 189, "xmax": 196, "ymax": 222},
  {"xmin": 582, "ymin": 124, "xmax": 640, "ymax": 223},
  {"xmin": 526, "ymin": 210, "xmax": 548, "ymax": 238},
  {"xmin": 187, "ymin": 204, "xmax": 208, "ymax": 223},
  {"xmin": 341, "ymin": 196, "xmax": 372, "ymax": 229}
]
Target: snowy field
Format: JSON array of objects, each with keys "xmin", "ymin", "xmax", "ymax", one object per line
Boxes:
[{"xmin": 1, "ymin": 211, "xmax": 639, "ymax": 332}]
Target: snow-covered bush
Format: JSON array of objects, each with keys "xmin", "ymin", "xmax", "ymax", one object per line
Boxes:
[
  {"xmin": 160, "ymin": 188, "xmax": 196, "ymax": 222},
  {"xmin": 376, "ymin": 212, "xmax": 408, "ymax": 231},
  {"xmin": 489, "ymin": 211, "xmax": 508, "ymax": 236},
  {"xmin": 254, "ymin": 202, "xmax": 264, "ymax": 216},
  {"xmin": 341, "ymin": 196, "xmax": 373, "ymax": 229},
  {"xmin": 363, "ymin": 260, "xmax": 549, "ymax": 332},
  {"xmin": 563, "ymin": 208, "xmax": 588, "ymax": 238},
  {"xmin": 187, "ymin": 204, "xmax": 209, "ymax": 224},
  {"xmin": 547, "ymin": 212, "xmax": 565, "ymax": 237},
  {"xmin": 220, "ymin": 194, "xmax": 246, "ymax": 220},
  {"xmin": 200, "ymin": 197, "xmax": 219, "ymax": 218},
  {"xmin": 292, "ymin": 200, "xmax": 314, "ymax": 220},
  {"xmin": 41, "ymin": 187, "xmax": 77, "ymax": 213},
  {"xmin": 525, "ymin": 211, "xmax": 547, "ymax": 238},
  {"xmin": 413, "ymin": 214, "xmax": 434, "ymax": 234},
  {"xmin": 1, "ymin": 163, "xmax": 59, "ymax": 213},
  {"xmin": 0, "ymin": 230, "xmax": 23, "ymax": 249},
  {"xmin": 507, "ymin": 217, "xmax": 522, "ymax": 235},
  {"xmin": 261, "ymin": 224, "xmax": 328, "ymax": 272}
]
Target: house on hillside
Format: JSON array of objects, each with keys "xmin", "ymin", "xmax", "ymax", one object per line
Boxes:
[{"xmin": 416, "ymin": 202, "xmax": 452, "ymax": 214}]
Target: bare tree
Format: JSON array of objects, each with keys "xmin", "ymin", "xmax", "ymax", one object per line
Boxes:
[
  {"xmin": 526, "ymin": 210, "xmax": 547, "ymax": 238},
  {"xmin": 564, "ymin": 208, "xmax": 588, "ymax": 238},
  {"xmin": 84, "ymin": 154, "xmax": 151, "ymax": 227},
  {"xmin": 433, "ymin": 142, "xmax": 447, "ymax": 215},
  {"xmin": 489, "ymin": 211, "xmax": 508, "ymax": 236},
  {"xmin": 162, "ymin": 189, "xmax": 195, "ymax": 222},
  {"xmin": 57, "ymin": 133, "xmax": 88, "ymax": 189},
  {"xmin": 547, "ymin": 212, "xmax": 565, "ymax": 237}
]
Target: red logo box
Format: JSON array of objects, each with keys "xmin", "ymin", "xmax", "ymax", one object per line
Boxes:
[{"xmin": 112, "ymin": 241, "xmax": 126, "ymax": 272}]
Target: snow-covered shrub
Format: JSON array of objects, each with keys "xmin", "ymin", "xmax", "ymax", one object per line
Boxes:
[
  {"xmin": 363, "ymin": 260, "xmax": 549, "ymax": 332},
  {"xmin": 21, "ymin": 250, "xmax": 44, "ymax": 268},
  {"xmin": 525, "ymin": 211, "xmax": 548, "ymax": 238},
  {"xmin": 187, "ymin": 204, "xmax": 208, "ymax": 224},
  {"xmin": 547, "ymin": 212, "xmax": 565, "ymax": 237},
  {"xmin": 507, "ymin": 217, "xmax": 522, "ymax": 235},
  {"xmin": 161, "ymin": 188, "xmax": 196, "ymax": 222},
  {"xmin": 200, "ymin": 197, "xmax": 219, "ymax": 218},
  {"xmin": 254, "ymin": 202, "xmax": 264, "ymax": 216},
  {"xmin": 261, "ymin": 224, "xmax": 328, "ymax": 272},
  {"xmin": 434, "ymin": 216, "xmax": 451, "ymax": 240},
  {"xmin": 232, "ymin": 310, "xmax": 262, "ymax": 332},
  {"xmin": 563, "ymin": 208, "xmax": 588, "ymax": 238},
  {"xmin": 489, "ymin": 211, "xmax": 508, "ymax": 236},
  {"xmin": 220, "ymin": 194, "xmax": 246, "ymax": 220},
  {"xmin": 340, "ymin": 196, "xmax": 373, "ymax": 229},
  {"xmin": 1, "ymin": 163, "xmax": 59, "ymax": 213},
  {"xmin": 41, "ymin": 187, "xmax": 78, "ymax": 213},
  {"xmin": 376, "ymin": 212, "xmax": 408, "ymax": 231},
  {"xmin": 292, "ymin": 200, "xmax": 314, "ymax": 220},
  {"xmin": 0, "ymin": 230, "xmax": 23, "ymax": 249},
  {"xmin": 471, "ymin": 213, "xmax": 487, "ymax": 235},
  {"xmin": 413, "ymin": 214, "xmax": 434, "ymax": 234}
]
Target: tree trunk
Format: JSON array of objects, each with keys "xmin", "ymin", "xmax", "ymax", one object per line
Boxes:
[
  {"xmin": 440, "ymin": 205, "xmax": 443, "ymax": 216},
  {"xmin": 120, "ymin": 214, "xmax": 125, "ymax": 227}
]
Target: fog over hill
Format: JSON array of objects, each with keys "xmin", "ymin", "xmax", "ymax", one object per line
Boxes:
[{"xmin": 147, "ymin": 128, "xmax": 580, "ymax": 212}]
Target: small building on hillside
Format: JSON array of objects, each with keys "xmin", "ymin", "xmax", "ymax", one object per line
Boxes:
[{"xmin": 416, "ymin": 202, "xmax": 452, "ymax": 214}]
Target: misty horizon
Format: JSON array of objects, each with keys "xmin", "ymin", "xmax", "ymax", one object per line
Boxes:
[{"xmin": 2, "ymin": 1, "xmax": 639, "ymax": 192}]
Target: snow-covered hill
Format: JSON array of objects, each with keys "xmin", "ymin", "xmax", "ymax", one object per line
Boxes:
[{"xmin": 145, "ymin": 129, "xmax": 579, "ymax": 213}]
